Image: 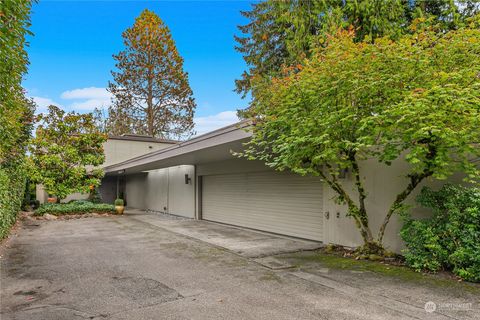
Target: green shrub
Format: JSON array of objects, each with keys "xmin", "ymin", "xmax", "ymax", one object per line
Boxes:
[
  {"xmin": 401, "ymin": 184, "xmax": 480, "ymax": 282},
  {"xmin": 0, "ymin": 165, "xmax": 27, "ymax": 239},
  {"xmin": 35, "ymin": 200, "xmax": 115, "ymax": 216},
  {"xmin": 89, "ymin": 187, "xmax": 102, "ymax": 204},
  {"xmin": 114, "ymin": 198, "xmax": 124, "ymax": 206}
]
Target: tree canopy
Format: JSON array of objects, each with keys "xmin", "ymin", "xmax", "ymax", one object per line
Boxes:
[
  {"xmin": 241, "ymin": 17, "xmax": 480, "ymax": 252},
  {"xmin": 29, "ymin": 106, "xmax": 107, "ymax": 201},
  {"xmin": 235, "ymin": 0, "xmax": 480, "ymax": 97},
  {"xmin": 107, "ymin": 9, "xmax": 195, "ymax": 140},
  {"xmin": 0, "ymin": 0, "xmax": 34, "ymax": 239},
  {"xmin": 0, "ymin": 0, "xmax": 35, "ymax": 166}
]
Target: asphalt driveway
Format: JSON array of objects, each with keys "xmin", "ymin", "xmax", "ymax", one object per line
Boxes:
[{"xmin": 1, "ymin": 212, "xmax": 478, "ymax": 320}]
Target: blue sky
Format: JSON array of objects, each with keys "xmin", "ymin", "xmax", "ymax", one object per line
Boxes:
[{"xmin": 24, "ymin": 0, "xmax": 254, "ymax": 134}]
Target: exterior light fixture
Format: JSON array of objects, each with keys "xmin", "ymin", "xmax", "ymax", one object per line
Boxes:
[{"xmin": 184, "ymin": 174, "xmax": 191, "ymax": 184}]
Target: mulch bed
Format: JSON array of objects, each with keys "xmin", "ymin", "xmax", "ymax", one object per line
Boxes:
[{"xmin": 22, "ymin": 211, "xmax": 118, "ymax": 221}]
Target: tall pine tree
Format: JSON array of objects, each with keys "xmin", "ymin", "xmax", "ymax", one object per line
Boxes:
[{"xmin": 108, "ymin": 9, "xmax": 195, "ymax": 140}]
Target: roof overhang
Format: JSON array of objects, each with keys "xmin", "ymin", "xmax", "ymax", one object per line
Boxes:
[
  {"xmin": 107, "ymin": 135, "xmax": 178, "ymax": 144},
  {"xmin": 104, "ymin": 121, "xmax": 252, "ymax": 175}
]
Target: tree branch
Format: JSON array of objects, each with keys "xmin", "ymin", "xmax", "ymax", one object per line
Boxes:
[
  {"xmin": 377, "ymin": 170, "xmax": 432, "ymax": 243},
  {"xmin": 320, "ymin": 163, "xmax": 373, "ymax": 243},
  {"xmin": 348, "ymin": 151, "xmax": 373, "ymax": 241}
]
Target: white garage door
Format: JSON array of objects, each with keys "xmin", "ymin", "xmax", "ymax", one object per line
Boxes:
[{"xmin": 202, "ymin": 171, "xmax": 324, "ymax": 241}]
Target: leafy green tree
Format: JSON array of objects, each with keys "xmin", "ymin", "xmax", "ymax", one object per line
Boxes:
[
  {"xmin": 235, "ymin": 0, "xmax": 479, "ymax": 97},
  {"xmin": 409, "ymin": 0, "xmax": 480, "ymax": 30},
  {"xmin": 29, "ymin": 106, "xmax": 107, "ymax": 202},
  {"xmin": 0, "ymin": 0, "xmax": 35, "ymax": 165},
  {"xmin": 0, "ymin": 0, "xmax": 34, "ymax": 239},
  {"xmin": 108, "ymin": 9, "xmax": 195, "ymax": 140},
  {"xmin": 241, "ymin": 18, "xmax": 480, "ymax": 253}
]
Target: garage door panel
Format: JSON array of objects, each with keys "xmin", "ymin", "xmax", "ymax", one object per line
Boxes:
[{"xmin": 202, "ymin": 171, "xmax": 323, "ymax": 241}]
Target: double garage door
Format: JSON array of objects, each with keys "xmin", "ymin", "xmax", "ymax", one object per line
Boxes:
[{"xmin": 202, "ymin": 171, "xmax": 324, "ymax": 241}]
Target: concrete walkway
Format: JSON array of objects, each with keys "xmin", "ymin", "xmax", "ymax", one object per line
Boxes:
[
  {"xmin": 1, "ymin": 213, "xmax": 478, "ymax": 320},
  {"xmin": 127, "ymin": 209, "xmax": 323, "ymax": 258}
]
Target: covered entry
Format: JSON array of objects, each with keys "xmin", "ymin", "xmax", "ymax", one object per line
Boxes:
[{"xmin": 201, "ymin": 171, "xmax": 324, "ymax": 241}]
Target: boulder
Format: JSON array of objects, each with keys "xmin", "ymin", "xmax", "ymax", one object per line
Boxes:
[{"xmin": 44, "ymin": 214, "xmax": 58, "ymax": 221}]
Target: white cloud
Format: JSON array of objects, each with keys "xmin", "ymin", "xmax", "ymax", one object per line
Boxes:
[
  {"xmin": 61, "ymin": 87, "xmax": 111, "ymax": 100},
  {"xmin": 31, "ymin": 96, "xmax": 62, "ymax": 114},
  {"xmin": 60, "ymin": 87, "xmax": 112, "ymax": 112},
  {"xmin": 69, "ymin": 99, "xmax": 110, "ymax": 110},
  {"xmin": 193, "ymin": 110, "xmax": 239, "ymax": 136}
]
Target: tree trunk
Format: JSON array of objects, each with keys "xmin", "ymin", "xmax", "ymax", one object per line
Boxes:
[
  {"xmin": 377, "ymin": 172, "xmax": 431, "ymax": 244},
  {"xmin": 320, "ymin": 163, "xmax": 376, "ymax": 250},
  {"xmin": 146, "ymin": 53, "xmax": 154, "ymax": 137}
]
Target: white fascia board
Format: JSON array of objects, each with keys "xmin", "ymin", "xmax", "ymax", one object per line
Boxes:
[{"xmin": 104, "ymin": 121, "xmax": 252, "ymax": 174}]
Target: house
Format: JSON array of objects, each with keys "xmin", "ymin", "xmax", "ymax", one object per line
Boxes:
[
  {"xmin": 101, "ymin": 121, "xmax": 465, "ymax": 252},
  {"xmin": 36, "ymin": 134, "xmax": 178, "ymax": 204}
]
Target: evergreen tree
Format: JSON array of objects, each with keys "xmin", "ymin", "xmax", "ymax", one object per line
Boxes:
[
  {"xmin": 108, "ymin": 9, "xmax": 195, "ymax": 140},
  {"xmin": 235, "ymin": 0, "xmax": 480, "ymax": 97}
]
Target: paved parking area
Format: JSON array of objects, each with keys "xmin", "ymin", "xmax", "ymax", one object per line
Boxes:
[
  {"xmin": 128, "ymin": 209, "xmax": 323, "ymax": 258},
  {"xmin": 1, "ymin": 213, "xmax": 478, "ymax": 320}
]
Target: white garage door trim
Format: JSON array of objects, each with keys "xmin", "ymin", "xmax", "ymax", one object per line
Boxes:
[{"xmin": 202, "ymin": 171, "xmax": 324, "ymax": 241}]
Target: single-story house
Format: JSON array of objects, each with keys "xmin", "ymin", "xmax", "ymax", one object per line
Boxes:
[
  {"xmin": 36, "ymin": 134, "xmax": 178, "ymax": 203},
  {"xmin": 100, "ymin": 121, "xmax": 465, "ymax": 252}
]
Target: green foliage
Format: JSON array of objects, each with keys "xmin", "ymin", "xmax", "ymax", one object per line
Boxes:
[
  {"xmin": 88, "ymin": 187, "xmax": 102, "ymax": 204},
  {"xmin": 401, "ymin": 185, "xmax": 480, "ymax": 282},
  {"xmin": 0, "ymin": 1, "xmax": 35, "ymax": 165},
  {"xmin": 235, "ymin": 0, "xmax": 479, "ymax": 96},
  {"xmin": 0, "ymin": 0, "xmax": 34, "ymax": 239},
  {"xmin": 241, "ymin": 18, "xmax": 480, "ymax": 249},
  {"xmin": 0, "ymin": 165, "xmax": 27, "ymax": 239},
  {"xmin": 29, "ymin": 105, "xmax": 107, "ymax": 201},
  {"xmin": 114, "ymin": 198, "xmax": 124, "ymax": 206},
  {"xmin": 21, "ymin": 178, "xmax": 36, "ymax": 210},
  {"xmin": 35, "ymin": 200, "xmax": 115, "ymax": 216},
  {"xmin": 107, "ymin": 9, "xmax": 195, "ymax": 140},
  {"xmin": 0, "ymin": 0, "xmax": 35, "ymax": 165}
]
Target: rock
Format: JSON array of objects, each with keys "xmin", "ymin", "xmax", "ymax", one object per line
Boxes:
[
  {"xmin": 368, "ymin": 254, "xmax": 383, "ymax": 261},
  {"xmin": 43, "ymin": 214, "xmax": 58, "ymax": 221}
]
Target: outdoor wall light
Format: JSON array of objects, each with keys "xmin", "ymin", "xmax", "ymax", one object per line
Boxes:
[
  {"xmin": 184, "ymin": 174, "xmax": 191, "ymax": 184},
  {"xmin": 117, "ymin": 169, "xmax": 125, "ymax": 175}
]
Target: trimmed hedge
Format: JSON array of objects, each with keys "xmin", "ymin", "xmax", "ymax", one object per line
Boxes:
[
  {"xmin": 401, "ymin": 185, "xmax": 480, "ymax": 282},
  {"xmin": 34, "ymin": 200, "xmax": 115, "ymax": 216},
  {"xmin": 0, "ymin": 165, "xmax": 27, "ymax": 239}
]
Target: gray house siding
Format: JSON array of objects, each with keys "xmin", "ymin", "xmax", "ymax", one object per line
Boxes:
[
  {"xmin": 123, "ymin": 165, "xmax": 195, "ymax": 218},
  {"xmin": 103, "ymin": 122, "xmax": 472, "ymax": 252}
]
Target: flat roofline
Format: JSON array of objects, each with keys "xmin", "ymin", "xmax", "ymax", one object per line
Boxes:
[
  {"xmin": 104, "ymin": 120, "xmax": 251, "ymax": 173},
  {"xmin": 107, "ymin": 135, "xmax": 179, "ymax": 144}
]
